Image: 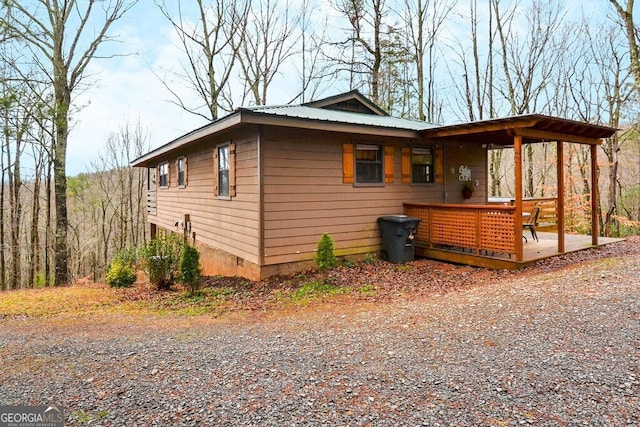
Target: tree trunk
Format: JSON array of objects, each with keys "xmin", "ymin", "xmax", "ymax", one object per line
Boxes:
[
  {"xmin": 45, "ymin": 155, "xmax": 52, "ymax": 286},
  {"xmin": 29, "ymin": 165, "xmax": 41, "ymax": 288},
  {"xmin": 53, "ymin": 90, "xmax": 70, "ymax": 285},
  {"xmin": 9, "ymin": 133, "xmax": 22, "ymax": 288},
  {"xmin": 0, "ymin": 133, "xmax": 5, "ymax": 290}
]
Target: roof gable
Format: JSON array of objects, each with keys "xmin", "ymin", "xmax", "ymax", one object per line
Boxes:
[{"xmin": 303, "ymin": 89, "xmax": 388, "ymax": 116}]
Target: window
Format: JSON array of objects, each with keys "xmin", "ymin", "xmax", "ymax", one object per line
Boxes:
[
  {"xmin": 411, "ymin": 148, "xmax": 434, "ymax": 183},
  {"xmin": 355, "ymin": 144, "xmax": 383, "ymax": 184},
  {"xmin": 217, "ymin": 144, "xmax": 230, "ymax": 197},
  {"xmin": 177, "ymin": 157, "xmax": 186, "ymax": 188},
  {"xmin": 158, "ymin": 162, "xmax": 169, "ymax": 188},
  {"xmin": 214, "ymin": 142, "xmax": 236, "ymax": 198}
]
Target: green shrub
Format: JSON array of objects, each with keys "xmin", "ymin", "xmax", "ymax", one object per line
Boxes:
[
  {"xmin": 111, "ymin": 246, "xmax": 138, "ymax": 266},
  {"xmin": 180, "ymin": 245, "xmax": 203, "ymax": 295},
  {"xmin": 105, "ymin": 259, "xmax": 136, "ymax": 288},
  {"xmin": 141, "ymin": 234, "xmax": 184, "ymax": 290},
  {"xmin": 364, "ymin": 252, "xmax": 377, "ymax": 265},
  {"xmin": 315, "ymin": 233, "xmax": 337, "ymax": 270}
]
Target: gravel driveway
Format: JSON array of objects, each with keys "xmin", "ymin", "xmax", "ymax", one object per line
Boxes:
[{"xmin": 2, "ymin": 245, "xmax": 640, "ymax": 426}]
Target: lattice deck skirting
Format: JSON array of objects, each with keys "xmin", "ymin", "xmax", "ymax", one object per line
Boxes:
[{"xmin": 404, "ymin": 203, "xmax": 517, "ymax": 258}]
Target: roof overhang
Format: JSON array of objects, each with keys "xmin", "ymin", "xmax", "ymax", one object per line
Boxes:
[
  {"xmin": 132, "ymin": 111, "xmax": 617, "ymax": 168},
  {"xmin": 131, "ymin": 109, "xmax": 425, "ymax": 167},
  {"xmin": 421, "ymin": 114, "xmax": 616, "ymax": 146}
]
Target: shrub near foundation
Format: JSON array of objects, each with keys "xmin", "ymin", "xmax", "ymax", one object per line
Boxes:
[
  {"xmin": 315, "ymin": 233, "xmax": 337, "ymax": 270},
  {"xmin": 141, "ymin": 234, "xmax": 184, "ymax": 290},
  {"xmin": 180, "ymin": 245, "xmax": 203, "ymax": 295}
]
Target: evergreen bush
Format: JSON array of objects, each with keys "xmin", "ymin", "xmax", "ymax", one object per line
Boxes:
[
  {"xmin": 315, "ymin": 233, "xmax": 337, "ymax": 270},
  {"xmin": 180, "ymin": 244, "xmax": 203, "ymax": 295},
  {"xmin": 141, "ymin": 234, "xmax": 184, "ymax": 290}
]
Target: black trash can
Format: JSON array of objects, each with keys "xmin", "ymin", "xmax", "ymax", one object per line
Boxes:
[{"xmin": 377, "ymin": 215, "xmax": 422, "ymax": 264}]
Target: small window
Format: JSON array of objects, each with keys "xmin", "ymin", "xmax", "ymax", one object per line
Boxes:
[
  {"xmin": 158, "ymin": 162, "xmax": 169, "ymax": 188},
  {"xmin": 412, "ymin": 148, "xmax": 434, "ymax": 183},
  {"xmin": 355, "ymin": 144, "xmax": 382, "ymax": 184},
  {"xmin": 177, "ymin": 157, "xmax": 186, "ymax": 188},
  {"xmin": 217, "ymin": 144, "xmax": 230, "ymax": 197}
]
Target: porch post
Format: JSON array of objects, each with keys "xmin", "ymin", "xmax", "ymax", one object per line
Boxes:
[
  {"xmin": 514, "ymin": 135, "xmax": 523, "ymax": 262},
  {"xmin": 591, "ymin": 144, "xmax": 599, "ymax": 245},
  {"xmin": 557, "ymin": 141, "xmax": 565, "ymax": 253}
]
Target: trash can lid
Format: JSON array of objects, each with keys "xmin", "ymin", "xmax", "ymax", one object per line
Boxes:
[{"xmin": 377, "ymin": 215, "xmax": 421, "ymax": 223}]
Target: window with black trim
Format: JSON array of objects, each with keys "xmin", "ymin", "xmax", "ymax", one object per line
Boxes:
[
  {"xmin": 177, "ymin": 156, "xmax": 186, "ymax": 187},
  {"xmin": 411, "ymin": 148, "xmax": 434, "ymax": 183},
  {"xmin": 158, "ymin": 162, "xmax": 169, "ymax": 188},
  {"xmin": 217, "ymin": 144, "xmax": 230, "ymax": 197},
  {"xmin": 355, "ymin": 144, "xmax": 382, "ymax": 184}
]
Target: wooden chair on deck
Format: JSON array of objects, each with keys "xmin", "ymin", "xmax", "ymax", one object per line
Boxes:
[{"xmin": 523, "ymin": 206, "xmax": 540, "ymax": 243}]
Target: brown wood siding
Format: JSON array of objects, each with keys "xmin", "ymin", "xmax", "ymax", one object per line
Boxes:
[
  {"xmin": 442, "ymin": 143, "xmax": 488, "ymax": 204},
  {"xmin": 152, "ymin": 128, "xmax": 260, "ymax": 264},
  {"xmin": 261, "ymin": 127, "xmax": 447, "ymax": 266}
]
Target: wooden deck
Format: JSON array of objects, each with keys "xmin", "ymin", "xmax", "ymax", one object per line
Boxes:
[{"xmin": 415, "ymin": 232, "xmax": 624, "ymax": 270}]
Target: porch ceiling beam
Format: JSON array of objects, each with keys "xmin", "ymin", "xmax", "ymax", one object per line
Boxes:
[
  {"xmin": 512, "ymin": 128, "xmax": 601, "ymax": 145},
  {"xmin": 422, "ymin": 120, "xmax": 541, "ymax": 138}
]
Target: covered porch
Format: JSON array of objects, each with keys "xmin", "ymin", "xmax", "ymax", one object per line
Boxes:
[
  {"xmin": 403, "ymin": 202, "xmax": 622, "ymax": 269},
  {"xmin": 409, "ymin": 115, "xmax": 617, "ymax": 269}
]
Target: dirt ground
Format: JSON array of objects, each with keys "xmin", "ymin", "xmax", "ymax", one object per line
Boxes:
[{"xmin": 1, "ymin": 237, "xmax": 640, "ymax": 426}]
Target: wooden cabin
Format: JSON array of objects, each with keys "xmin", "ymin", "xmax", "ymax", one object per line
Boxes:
[{"xmin": 132, "ymin": 91, "xmax": 616, "ymax": 280}]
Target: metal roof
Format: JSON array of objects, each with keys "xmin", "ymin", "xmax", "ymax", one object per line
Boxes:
[
  {"xmin": 241, "ymin": 105, "xmax": 439, "ymax": 131},
  {"xmin": 131, "ymin": 104, "xmax": 439, "ymax": 167},
  {"xmin": 422, "ymin": 114, "xmax": 616, "ymax": 145}
]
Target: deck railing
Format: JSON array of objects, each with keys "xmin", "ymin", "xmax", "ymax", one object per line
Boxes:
[
  {"xmin": 403, "ymin": 203, "xmax": 517, "ymax": 257},
  {"xmin": 523, "ymin": 198, "xmax": 557, "ymax": 230},
  {"xmin": 489, "ymin": 197, "xmax": 558, "ymax": 231}
]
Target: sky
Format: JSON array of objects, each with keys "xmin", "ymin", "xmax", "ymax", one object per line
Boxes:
[
  {"xmin": 68, "ymin": 4, "xmax": 218, "ymax": 175},
  {"xmin": 65, "ymin": 0, "xmax": 624, "ymax": 176},
  {"xmin": 68, "ymin": 1, "xmax": 329, "ymax": 176}
]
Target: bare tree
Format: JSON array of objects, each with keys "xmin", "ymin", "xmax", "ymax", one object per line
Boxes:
[
  {"xmin": 1, "ymin": 0, "xmax": 137, "ymax": 285},
  {"xmin": 333, "ymin": 0, "xmax": 393, "ymax": 104},
  {"xmin": 493, "ymin": 0, "xmax": 568, "ymax": 197},
  {"xmin": 156, "ymin": 0, "xmax": 249, "ymax": 120},
  {"xmin": 292, "ymin": 0, "xmax": 333, "ymax": 103},
  {"xmin": 88, "ymin": 119, "xmax": 149, "ymax": 277},
  {"xmin": 235, "ymin": 0, "xmax": 301, "ymax": 106},
  {"xmin": 609, "ymin": 0, "xmax": 640, "ymax": 95},
  {"xmin": 27, "ymin": 133, "xmax": 48, "ymax": 287},
  {"xmin": 450, "ymin": 0, "xmax": 505, "ymax": 195},
  {"xmin": 575, "ymin": 22, "xmax": 634, "ymax": 236},
  {"xmin": 403, "ymin": 0, "xmax": 456, "ymax": 122}
]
